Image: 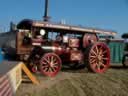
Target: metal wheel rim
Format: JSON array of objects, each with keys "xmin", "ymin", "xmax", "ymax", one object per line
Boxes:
[
  {"xmin": 89, "ymin": 43, "xmax": 110, "ymax": 73},
  {"xmin": 40, "ymin": 53, "xmax": 61, "ymax": 77}
]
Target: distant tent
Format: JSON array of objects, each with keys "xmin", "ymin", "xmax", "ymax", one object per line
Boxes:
[{"xmin": 122, "ymin": 33, "xmax": 128, "ymax": 39}]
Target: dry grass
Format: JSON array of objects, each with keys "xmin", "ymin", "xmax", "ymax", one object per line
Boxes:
[{"xmin": 16, "ymin": 65, "xmax": 128, "ymax": 96}]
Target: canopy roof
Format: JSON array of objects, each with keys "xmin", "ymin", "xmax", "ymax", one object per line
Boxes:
[
  {"xmin": 122, "ymin": 33, "xmax": 128, "ymax": 38},
  {"xmin": 17, "ymin": 19, "xmax": 117, "ymax": 36}
]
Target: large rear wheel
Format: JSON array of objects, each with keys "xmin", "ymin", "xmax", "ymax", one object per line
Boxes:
[
  {"xmin": 85, "ymin": 42, "xmax": 110, "ymax": 73},
  {"xmin": 40, "ymin": 53, "xmax": 62, "ymax": 77}
]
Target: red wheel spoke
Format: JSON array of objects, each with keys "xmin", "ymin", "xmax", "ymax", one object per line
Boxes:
[
  {"xmin": 51, "ymin": 56, "xmax": 54, "ymax": 63},
  {"xmin": 97, "ymin": 65, "xmax": 101, "ymax": 71},
  {"xmin": 99, "ymin": 46, "xmax": 102, "ymax": 51},
  {"xmin": 47, "ymin": 56, "xmax": 50, "ymax": 62},
  {"xmin": 50, "ymin": 67, "xmax": 54, "ymax": 72},
  {"xmin": 90, "ymin": 56, "xmax": 97, "ymax": 60},
  {"xmin": 95, "ymin": 62, "xmax": 101, "ymax": 70},
  {"xmin": 95, "ymin": 46, "xmax": 99, "ymax": 54},
  {"xmin": 88, "ymin": 42, "xmax": 110, "ymax": 73},
  {"xmin": 42, "ymin": 67, "xmax": 47, "ymax": 71},
  {"xmin": 90, "ymin": 59, "xmax": 97, "ymax": 64},
  {"xmin": 53, "ymin": 66, "xmax": 57, "ymax": 69},
  {"xmin": 53, "ymin": 60, "xmax": 57, "ymax": 64},
  {"xmin": 40, "ymin": 53, "xmax": 61, "ymax": 77},
  {"xmin": 98, "ymin": 61, "xmax": 106, "ymax": 68},
  {"xmin": 41, "ymin": 61, "xmax": 47, "ymax": 65},
  {"xmin": 44, "ymin": 67, "xmax": 49, "ymax": 72},
  {"xmin": 53, "ymin": 59, "xmax": 57, "ymax": 63},
  {"xmin": 99, "ymin": 49, "xmax": 103, "ymax": 55},
  {"xmin": 51, "ymin": 56, "xmax": 57, "ymax": 64},
  {"xmin": 90, "ymin": 55, "xmax": 97, "ymax": 58},
  {"xmin": 43, "ymin": 57, "xmax": 50, "ymax": 64},
  {"xmin": 91, "ymin": 50, "xmax": 97, "ymax": 56},
  {"xmin": 41, "ymin": 64, "xmax": 49, "ymax": 68},
  {"xmin": 53, "ymin": 62, "xmax": 59, "ymax": 66},
  {"xmin": 48, "ymin": 67, "xmax": 52, "ymax": 72},
  {"xmin": 41, "ymin": 63, "xmax": 49, "ymax": 68},
  {"xmin": 52, "ymin": 67, "xmax": 57, "ymax": 72}
]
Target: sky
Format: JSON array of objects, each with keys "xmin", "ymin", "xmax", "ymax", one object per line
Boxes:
[{"xmin": 0, "ymin": 0, "xmax": 128, "ymax": 37}]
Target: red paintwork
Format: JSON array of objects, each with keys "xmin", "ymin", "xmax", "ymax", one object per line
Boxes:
[
  {"xmin": 83, "ymin": 33, "xmax": 98, "ymax": 48},
  {"xmin": 88, "ymin": 42, "xmax": 110, "ymax": 73},
  {"xmin": 69, "ymin": 38, "xmax": 79, "ymax": 48},
  {"xmin": 16, "ymin": 20, "xmax": 112, "ymax": 76},
  {"xmin": 70, "ymin": 50, "xmax": 83, "ymax": 61},
  {"xmin": 31, "ymin": 66, "xmax": 38, "ymax": 73},
  {"xmin": 39, "ymin": 53, "xmax": 62, "ymax": 77}
]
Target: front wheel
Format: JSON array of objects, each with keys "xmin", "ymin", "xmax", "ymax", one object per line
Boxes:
[
  {"xmin": 39, "ymin": 53, "xmax": 62, "ymax": 77},
  {"xmin": 85, "ymin": 42, "xmax": 110, "ymax": 73}
]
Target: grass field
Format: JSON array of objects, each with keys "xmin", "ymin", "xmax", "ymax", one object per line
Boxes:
[{"xmin": 16, "ymin": 65, "xmax": 128, "ymax": 96}]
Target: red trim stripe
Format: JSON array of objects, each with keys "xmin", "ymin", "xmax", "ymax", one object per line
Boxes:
[
  {"xmin": 4, "ymin": 87, "xmax": 13, "ymax": 96},
  {"xmin": 0, "ymin": 79, "xmax": 9, "ymax": 90},
  {"xmin": 0, "ymin": 75, "xmax": 8, "ymax": 84},
  {"xmin": 0, "ymin": 82, "xmax": 10, "ymax": 96},
  {"xmin": 0, "ymin": 76, "xmax": 13, "ymax": 96}
]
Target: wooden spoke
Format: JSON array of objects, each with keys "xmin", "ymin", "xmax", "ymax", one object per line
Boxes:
[
  {"xmin": 45, "ymin": 67, "xmax": 49, "ymax": 72},
  {"xmin": 43, "ymin": 57, "xmax": 50, "ymax": 64},
  {"xmin": 40, "ymin": 53, "xmax": 62, "ymax": 77},
  {"xmin": 91, "ymin": 49, "xmax": 97, "ymax": 56},
  {"xmin": 41, "ymin": 61, "xmax": 48, "ymax": 65},
  {"xmin": 99, "ymin": 46, "xmax": 102, "ymax": 51},
  {"xmin": 90, "ymin": 55, "xmax": 97, "ymax": 58},
  {"xmin": 48, "ymin": 56, "xmax": 51, "ymax": 62},
  {"xmin": 51, "ymin": 56, "xmax": 54, "ymax": 63},
  {"xmin": 90, "ymin": 55, "xmax": 97, "ymax": 59},
  {"xmin": 90, "ymin": 59, "xmax": 97, "ymax": 64},
  {"xmin": 95, "ymin": 46, "xmax": 99, "ymax": 54},
  {"xmin": 87, "ymin": 42, "xmax": 110, "ymax": 73},
  {"xmin": 48, "ymin": 67, "xmax": 52, "ymax": 73},
  {"xmin": 53, "ymin": 62, "xmax": 59, "ymax": 66},
  {"xmin": 51, "ymin": 67, "xmax": 55, "ymax": 72},
  {"xmin": 99, "ymin": 49, "xmax": 103, "ymax": 55},
  {"xmin": 41, "ymin": 64, "xmax": 49, "ymax": 68},
  {"xmin": 97, "ymin": 64, "xmax": 101, "ymax": 71}
]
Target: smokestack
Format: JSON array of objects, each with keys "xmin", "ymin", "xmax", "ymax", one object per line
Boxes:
[{"xmin": 43, "ymin": 0, "xmax": 50, "ymax": 21}]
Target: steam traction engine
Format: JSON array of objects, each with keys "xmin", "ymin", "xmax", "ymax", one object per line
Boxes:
[{"xmin": 16, "ymin": 19, "xmax": 116, "ymax": 77}]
